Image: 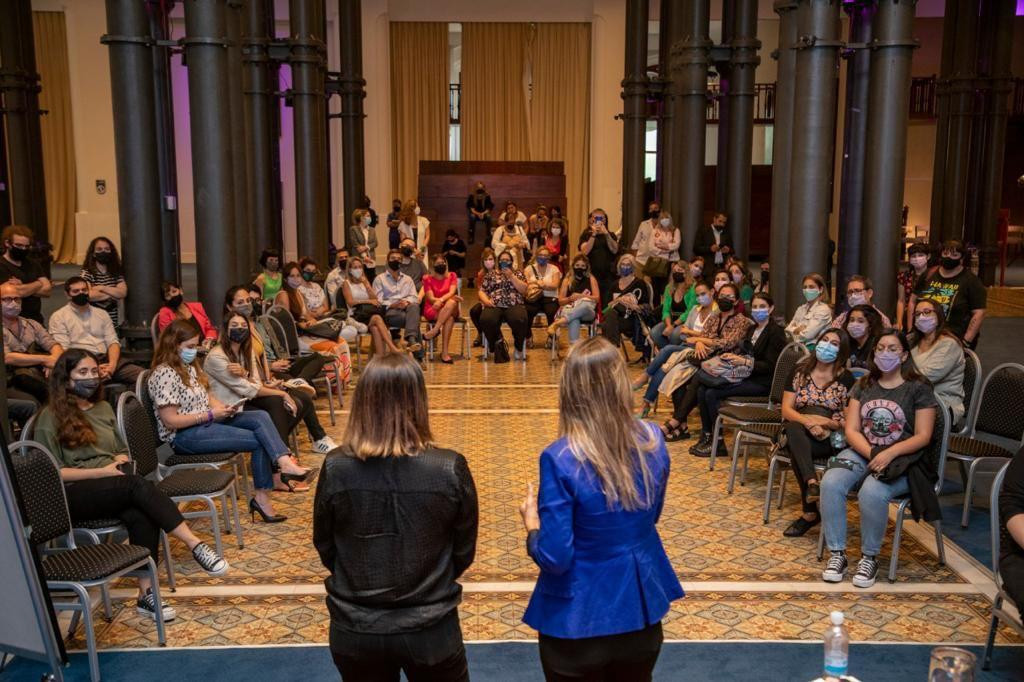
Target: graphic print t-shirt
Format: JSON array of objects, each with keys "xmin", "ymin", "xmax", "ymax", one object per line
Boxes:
[
  {"xmin": 850, "ymin": 379, "xmax": 937, "ymax": 448},
  {"xmin": 913, "ymin": 269, "xmax": 986, "ymax": 339}
]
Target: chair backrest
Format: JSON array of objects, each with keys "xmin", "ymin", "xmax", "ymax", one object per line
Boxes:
[
  {"xmin": 930, "ymin": 401, "xmax": 952, "ymax": 496},
  {"xmin": 150, "ymin": 313, "xmax": 161, "ymax": 346},
  {"xmin": 20, "ymin": 412, "xmax": 38, "ymax": 441},
  {"xmin": 972, "ymin": 363, "xmax": 1024, "ymax": 444},
  {"xmin": 8, "ymin": 440, "xmax": 73, "ymax": 545},
  {"xmin": 990, "ymin": 459, "xmax": 1012, "ymax": 585},
  {"xmin": 116, "ymin": 391, "xmax": 161, "ymax": 478},
  {"xmin": 960, "ymin": 348, "xmax": 982, "ymax": 431},
  {"xmin": 768, "ymin": 342, "xmax": 809, "ymax": 407},
  {"xmin": 265, "ymin": 305, "xmax": 300, "ymax": 356}
]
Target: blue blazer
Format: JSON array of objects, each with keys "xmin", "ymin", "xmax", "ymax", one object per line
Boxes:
[{"xmin": 522, "ymin": 426, "xmax": 683, "ymax": 639}]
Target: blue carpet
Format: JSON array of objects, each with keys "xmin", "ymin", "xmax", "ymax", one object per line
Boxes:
[
  {"xmin": 4, "ymin": 642, "xmax": 1024, "ymax": 681},
  {"xmin": 939, "ymin": 496, "xmax": 997, "ymax": 570}
]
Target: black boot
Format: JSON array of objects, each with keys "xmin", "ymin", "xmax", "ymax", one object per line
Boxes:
[{"xmin": 689, "ymin": 433, "xmax": 711, "ymax": 456}]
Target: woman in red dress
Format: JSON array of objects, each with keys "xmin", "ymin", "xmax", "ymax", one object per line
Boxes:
[{"xmin": 422, "ymin": 253, "xmax": 463, "ymax": 363}]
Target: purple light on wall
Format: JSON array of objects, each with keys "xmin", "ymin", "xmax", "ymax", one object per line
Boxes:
[{"xmin": 1018, "ymin": 0, "xmax": 1024, "ymax": 15}]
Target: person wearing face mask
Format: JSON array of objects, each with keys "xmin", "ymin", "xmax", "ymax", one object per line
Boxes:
[
  {"xmin": 0, "ymin": 225, "xmax": 52, "ymax": 324},
  {"xmin": 204, "ymin": 313, "xmax": 338, "ymax": 462},
  {"xmin": 842, "ymin": 304, "xmax": 883, "ymax": 370},
  {"xmin": 786, "ymin": 273, "xmax": 833, "ymax": 347},
  {"xmin": 386, "ymin": 198, "xmax": 403, "ymax": 249},
  {"xmin": 831, "ymin": 275, "xmax": 891, "ymax": 330},
  {"xmin": 651, "ymin": 262, "xmax": 694, "ymax": 349},
  {"xmin": 157, "ymin": 281, "xmax": 218, "ymax": 344},
  {"xmin": 600, "ymin": 254, "xmax": 651, "ymax": 348},
  {"xmin": 372, "ymin": 250, "xmax": 424, "ymax": 358},
  {"xmin": 295, "ymin": 258, "xmax": 331, "ymax": 317},
  {"xmin": 548, "ymin": 255, "xmax": 600, "ymax": 346},
  {"xmin": 578, "ymin": 208, "xmax": 621, "ymax": 302},
  {"xmin": 643, "ymin": 211, "xmax": 682, "ymax": 308},
  {"xmin": 338, "ymin": 257, "xmax": 404, "ymax": 356},
  {"xmin": 397, "ymin": 237, "xmax": 428, "ymax": 290},
  {"xmin": 49, "ymin": 277, "xmax": 144, "ymax": 386},
  {"xmin": 422, "ymin": 255, "xmax": 463, "ymax": 363},
  {"xmin": 468, "ymin": 248, "xmax": 497, "ymax": 348},
  {"xmin": 254, "ymin": 248, "xmax": 284, "ymax": 302},
  {"xmin": 491, "ymin": 210, "xmax": 530, "ymax": 270},
  {"xmin": 527, "ymin": 204, "xmax": 551, "ymax": 242},
  {"xmin": 910, "ymin": 239, "xmax": 987, "ymax": 349},
  {"xmin": 727, "ymin": 260, "xmax": 754, "ymax": 307},
  {"xmin": 908, "ymin": 298, "xmax": 965, "ymax": 424},
  {"xmin": 397, "ymin": 199, "xmax": 431, "ymax": 265},
  {"xmin": 33, "ymin": 348, "xmax": 230, "ymax": 621},
  {"xmin": 150, "ymin": 320, "xmax": 314, "ymax": 523},
  {"xmin": 525, "ymin": 247, "xmax": 563, "ymax": 337},
  {"xmin": 347, "ymin": 209, "xmax": 379, "ymax": 280},
  {"xmin": 2, "ymin": 282, "xmax": 63, "ymax": 403},
  {"xmin": 80, "ymin": 236, "xmax": 128, "ymax": 327},
  {"xmin": 630, "ymin": 201, "xmax": 662, "ymax": 271},
  {"xmin": 325, "ymin": 249, "xmax": 351, "ymax": 307},
  {"xmin": 820, "ymin": 329, "xmax": 940, "ymax": 588},
  {"xmin": 497, "ymin": 200, "xmax": 528, "ymax": 228},
  {"xmin": 466, "ymin": 181, "xmax": 494, "ymax": 244},
  {"xmin": 478, "ymin": 251, "xmax": 530, "ymax": 362},
  {"xmin": 692, "ymin": 212, "xmax": 733, "ymax": 267},
  {"xmin": 755, "ymin": 261, "xmax": 770, "ymax": 294},
  {"xmin": 441, "ymin": 229, "xmax": 468, "ymax": 286},
  {"xmin": 536, "ymin": 217, "xmax": 570, "ymax": 272},
  {"xmin": 778, "ymin": 329, "xmax": 855, "ymax": 538},
  {"xmin": 896, "ymin": 244, "xmax": 934, "ymax": 331}
]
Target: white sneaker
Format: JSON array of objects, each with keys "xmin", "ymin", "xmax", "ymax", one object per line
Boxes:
[
  {"xmin": 313, "ymin": 436, "xmax": 338, "ymax": 454},
  {"xmin": 137, "ymin": 589, "xmax": 177, "ymax": 622},
  {"xmin": 283, "ymin": 378, "xmax": 316, "ymax": 398}
]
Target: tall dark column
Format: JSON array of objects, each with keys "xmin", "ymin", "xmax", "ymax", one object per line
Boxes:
[
  {"xmin": 974, "ymin": 0, "xmax": 1015, "ymax": 285},
  {"xmin": 786, "ymin": 0, "xmax": 841, "ymax": 310},
  {"xmin": 148, "ymin": 0, "xmax": 182, "ymax": 286},
  {"xmin": 927, "ymin": 2, "xmax": 959, "ymax": 244},
  {"xmin": 668, "ymin": 0, "xmax": 711, "ymax": 258},
  {"xmin": 835, "ymin": 0, "xmax": 874, "ymax": 309},
  {"xmin": 714, "ymin": 0, "xmax": 734, "ymax": 213},
  {"xmin": 621, "ymin": 0, "xmax": 650, "ymax": 246},
  {"xmin": 290, "ymin": 0, "xmax": 329, "ymax": 266},
  {"xmin": 658, "ymin": 0, "xmax": 685, "ymax": 217},
  {"xmin": 724, "ymin": 0, "xmax": 759, "ymax": 262},
  {"xmin": 338, "ymin": 0, "xmax": 367, "ymax": 248},
  {"xmin": 860, "ymin": 0, "xmax": 917, "ymax": 318},
  {"xmin": 226, "ymin": 0, "xmax": 251, "ymax": 281},
  {"xmin": 183, "ymin": 0, "xmax": 238, "ymax": 327},
  {"xmin": 102, "ymin": 0, "xmax": 165, "ymax": 329},
  {"xmin": 769, "ymin": 0, "xmax": 797, "ymax": 317},
  {"xmin": 655, "ymin": 0, "xmax": 676, "ymax": 204},
  {"xmin": 0, "ymin": 0, "xmax": 49, "ymax": 250},
  {"xmin": 243, "ymin": 0, "xmax": 282, "ymax": 255},
  {"xmin": 939, "ymin": 0, "xmax": 978, "ymax": 242}
]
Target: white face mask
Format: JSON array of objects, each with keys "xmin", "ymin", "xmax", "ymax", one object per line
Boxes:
[
  {"xmin": 551, "ymin": 227, "xmax": 561, "ymax": 236},
  {"xmin": 659, "ymin": 218, "xmax": 671, "ymax": 228},
  {"xmin": 361, "ymin": 215, "xmax": 370, "ymax": 226},
  {"xmin": 413, "ymin": 206, "xmax": 421, "ymax": 216},
  {"xmin": 349, "ymin": 268, "xmax": 363, "ymax": 280}
]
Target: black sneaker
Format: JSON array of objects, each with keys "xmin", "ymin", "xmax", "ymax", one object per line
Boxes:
[
  {"xmin": 472, "ymin": 338, "xmax": 483, "ymax": 348},
  {"xmin": 852, "ymin": 555, "xmax": 879, "ymax": 588},
  {"xmin": 137, "ymin": 589, "xmax": 177, "ymax": 621},
  {"xmin": 822, "ymin": 551, "xmax": 848, "ymax": 583},
  {"xmin": 688, "ymin": 434, "xmax": 711, "ymax": 455},
  {"xmin": 192, "ymin": 542, "xmax": 229, "ymax": 576}
]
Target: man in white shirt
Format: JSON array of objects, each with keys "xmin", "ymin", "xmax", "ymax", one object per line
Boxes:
[
  {"xmin": 630, "ymin": 201, "xmax": 661, "ymax": 267},
  {"xmin": 48, "ymin": 276, "xmax": 143, "ymax": 384},
  {"xmin": 372, "ymin": 250, "xmax": 423, "ymax": 358},
  {"xmin": 324, "ymin": 249, "xmax": 349, "ymax": 307},
  {"xmin": 830, "ymin": 274, "xmax": 893, "ymax": 328}
]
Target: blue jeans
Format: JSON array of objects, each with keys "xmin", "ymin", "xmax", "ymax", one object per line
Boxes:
[
  {"xmin": 820, "ymin": 448, "xmax": 910, "ymax": 557},
  {"xmin": 171, "ymin": 410, "xmax": 290, "ymax": 491},
  {"xmin": 697, "ymin": 380, "xmax": 768, "ymax": 434},
  {"xmin": 563, "ymin": 301, "xmax": 596, "ymax": 343},
  {"xmin": 643, "ymin": 344, "xmax": 688, "ymax": 404},
  {"xmin": 650, "ymin": 322, "xmax": 684, "ymax": 349}
]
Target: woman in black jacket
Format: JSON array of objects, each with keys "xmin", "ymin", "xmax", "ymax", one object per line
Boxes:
[{"xmin": 313, "ymin": 353, "xmax": 479, "ymax": 681}]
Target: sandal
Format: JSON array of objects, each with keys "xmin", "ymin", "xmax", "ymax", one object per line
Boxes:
[
  {"xmin": 665, "ymin": 425, "xmax": 690, "ymax": 442},
  {"xmin": 273, "ymin": 480, "xmax": 310, "ymax": 493}
]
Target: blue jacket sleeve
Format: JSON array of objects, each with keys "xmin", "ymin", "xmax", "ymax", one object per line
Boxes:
[{"xmin": 528, "ymin": 450, "xmax": 575, "ymax": 576}]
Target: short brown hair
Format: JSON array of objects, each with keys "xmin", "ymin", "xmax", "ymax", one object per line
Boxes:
[
  {"xmin": 342, "ymin": 353, "xmax": 432, "ymax": 459},
  {"xmin": 2, "ymin": 225, "xmax": 32, "ymax": 243}
]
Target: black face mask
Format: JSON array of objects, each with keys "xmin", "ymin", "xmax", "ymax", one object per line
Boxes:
[
  {"xmin": 8, "ymin": 245, "xmax": 29, "ymax": 261},
  {"xmin": 302, "ymin": 271, "xmax": 315, "ymax": 282},
  {"xmin": 165, "ymin": 294, "xmax": 183, "ymax": 309},
  {"xmin": 392, "ymin": 204, "xmax": 401, "ymax": 212},
  {"xmin": 70, "ymin": 292, "xmax": 90, "ymax": 307},
  {"xmin": 93, "ymin": 251, "xmax": 112, "ymax": 265},
  {"xmin": 649, "ymin": 210, "xmax": 660, "ymax": 220},
  {"xmin": 401, "ymin": 247, "xmax": 414, "ymax": 257},
  {"xmin": 941, "ymin": 256, "xmax": 961, "ymax": 270},
  {"xmin": 228, "ymin": 327, "xmax": 250, "ymax": 344},
  {"xmin": 387, "ymin": 259, "xmax": 401, "ymax": 271},
  {"xmin": 476, "ymin": 189, "xmax": 484, "ymax": 194},
  {"xmin": 717, "ymin": 298, "xmax": 735, "ymax": 312},
  {"xmin": 70, "ymin": 378, "xmax": 101, "ymax": 399},
  {"xmin": 573, "ymin": 267, "xmax": 587, "ymax": 279},
  {"xmin": 433, "ymin": 264, "xmax": 447, "ymax": 275},
  {"xmin": 337, "ymin": 259, "xmax": 348, "ymax": 271},
  {"xmin": 671, "ymin": 272, "xmax": 686, "ymax": 283}
]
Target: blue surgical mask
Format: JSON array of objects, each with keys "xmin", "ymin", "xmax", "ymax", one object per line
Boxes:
[
  {"xmin": 536, "ymin": 256, "xmax": 549, "ymax": 266},
  {"xmin": 619, "ymin": 264, "xmax": 634, "ymax": 277},
  {"xmin": 499, "ymin": 260, "xmax": 512, "ymax": 270},
  {"xmin": 179, "ymin": 347, "xmax": 199, "ymax": 365},
  {"xmin": 751, "ymin": 309, "xmax": 770, "ymax": 324},
  {"xmin": 697, "ymin": 293, "xmax": 712, "ymax": 307},
  {"xmin": 815, "ymin": 342, "xmax": 839, "ymax": 364},
  {"xmin": 803, "ymin": 288, "xmax": 820, "ymax": 302}
]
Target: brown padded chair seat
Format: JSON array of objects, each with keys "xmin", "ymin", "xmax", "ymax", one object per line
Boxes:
[{"xmin": 42, "ymin": 543, "xmax": 151, "ymax": 582}]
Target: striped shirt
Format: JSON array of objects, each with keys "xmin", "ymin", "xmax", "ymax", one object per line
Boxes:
[{"xmin": 80, "ymin": 268, "xmax": 125, "ymax": 327}]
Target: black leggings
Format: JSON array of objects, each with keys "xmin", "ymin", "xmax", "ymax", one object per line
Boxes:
[
  {"xmin": 526, "ymin": 296, "xmax": 559, "ymax": 328},
  {"xmin": 469, "ymin": 303, "xmax": 483, "ymax": 333},
  {"xmin": 601, "ymin": 306, "xmax": 638, "ymax": 347},
  {"xmin": 479, "ymin": 305, "xmax": 530, "ymax": 351},
  {"xmin": 538, "ymin": 622, "xmax": 663, "ymax": 682},
  {"xmin": 784, "ymin": 421, "xmax": 834, "ymax": 515},
  {"xmin": 246, "ymin": 389, "xmax": 326, "ymax": 443},
  {"xmin": 671, "ymin": 375, "xmax": 701, "ymax": 423},
  {"xmin": 279, "ymin": 353, "xmax": 330, "ymax": 384},
  {"xmin": 64, "ymin": 475, "xmax": 185, "ymax": 562}
]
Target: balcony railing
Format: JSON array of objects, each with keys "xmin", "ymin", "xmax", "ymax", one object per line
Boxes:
[
  {"xmin": 706, "ymin": 83, "xmax": 776, "ymax": 124},
  {"xmin": 449, "ymin": 83, "xmax": 461, "ymax": 124},
  {"xmin": 910, "ymin": 76, "xmax": 1024, "ymax": 119}
]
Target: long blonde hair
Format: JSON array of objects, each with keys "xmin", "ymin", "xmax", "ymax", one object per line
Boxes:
[{"xmin": 558, "ymin": 337, "xmax": 658, "ymax": 510}]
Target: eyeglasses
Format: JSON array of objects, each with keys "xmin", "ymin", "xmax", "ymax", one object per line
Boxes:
[
  {"xmin": 913, "ymin": 310, "xmax": 936, "ymax": 318},
  {"xmin": 720, "ymin": 294, "xmax": 737, "ymax": 301},
  {"xmin": 1, "ymin": 296, "xmax": 20, "ymax": 304},
  {"xmin": 846, "ymin": 287, "xmax": 866, "ymax": 295}
]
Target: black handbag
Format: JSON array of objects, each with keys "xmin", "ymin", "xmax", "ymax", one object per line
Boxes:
[{"xmin": 302, "ymin": 318, "xmax": 344, "ymax": 340}]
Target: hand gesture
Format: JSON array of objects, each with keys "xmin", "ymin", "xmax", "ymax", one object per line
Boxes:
[
  {"xmin": 212, "ymin": 404, "xmax": 237, "ymax": 421},
  {"xmin": 98, "ymin": 363, "xmax": 115, "ymax": 379},
  {"xmin": 868, "ymin": 449, "xmax": 895, "ymax": 473},
  {"xmin": 227, "ymin": 362, "xmax": 247, "ymax": 377},
  {"xmin": 520, "ymin": 482, "xmax": 540, "ymax": 532}
]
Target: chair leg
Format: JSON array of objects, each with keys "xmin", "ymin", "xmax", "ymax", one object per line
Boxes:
[
  {"xmin": 100, "ymin": 584, "xmax": 113, "ymax": 622},
  {"xmin": 888, "ymin": 512, "xmax": 904, "ymax": 583},
  {"xmin": 147, "ymin": 559, "xmax": 167, "ymax": 647},
  {"xmin": 933, "ymin": 520, "xmax": 946, "ymax": 566},
  {"xmin": 221, "ymin": 492, "xmax": 232, "ymax": 534},
  {"xmin": 324, "ymin": 375, "xmax": 336, "ymax": 426},
  {"xmin": 234, "ymin": 458, "xmax": 250, "ymax": 502},
  {"xmin": 67, "ymin": 610, "xmax": 82, "ymax": 640},
  {"xmin": 709, "ymin": 417, "xmax": 723, "ymax": 471},
  {"xmin": 229, "ymin": 486, "xmax": 245, "ymax": 549},
  {"xmin": 71, "ymin": 584, "xmax": 100, "ymax": 682},
  {"xmin": 982, "ymin": 597, "xmax": 1002, "ymax": 670},
  {"xmin": 763, "ymin": 457, "xmax": 779, "ymax": 524},
  {"xmin": 962, "ymin": 458, "xmax": 981, "ymax": 528},
  {"xmin": 777, "ymin": 470, "xmax": 787, "ymax": 509},
  {"xmin": 161, "ymin": 531, "xmax": 176, "ymax": 592},
  {"xmin": 206, "ymin": 498, "xmax": 224, "ymax": 558},
  {"xmin": 727, "ymin": 433, "xmax": 744, "ymax": 493},
  {"xmin": 740, "ymin": 444, "xmax": 750, "ymax": 486}
]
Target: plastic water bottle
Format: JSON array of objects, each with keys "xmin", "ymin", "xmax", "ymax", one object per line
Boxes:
[{"xmin": 823, "ymin": 611, "xmax": 849, "ymax": 679}]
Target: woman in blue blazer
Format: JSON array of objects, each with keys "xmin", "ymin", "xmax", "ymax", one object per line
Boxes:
[{"xmin": 520, "ymin": 336, "xmax": 683, "ymax": 681}]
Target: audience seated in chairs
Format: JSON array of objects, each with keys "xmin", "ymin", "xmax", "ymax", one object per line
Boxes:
[
  {"xmin": 908, "ymin": 298, "xmax": 966, "ymax": 424},
  {"xmin": 254, "ymin": 248, "xmax": 283, "ymax": 302},
  {"xmin": 300, "ymin": 257, "xmax": 366, "ymax": 343},
  {"xmin": 33, "ymin": 348, "xmax": 229, "ymax": 620},
  {"xmin": 820, "ymin": 329, "xmax": 940, "ymax": 588},
  {"xmin": 339, "ymin": 256, "xmax": 404, "ymax": 356},
  {"xmin": 3, "ymin": 281, "xmax": 63, "ymax": 403},
  {"xmin": 780, "ymin": 328, "xmax": 855, "ymax": 538},
  {"xmin": 324, "ymin": 249, "xmax": 350, "ymax": 307},
  {"xmin": 478, "ymin": 249, "xmax": 530, "ymax": 363},
  {"xmin": 204, "ymin": 312, "xmax": 337, "ymax": 459},
  {"xmin": 831, "ymin": 275, "xmax": 892, "ymax": 329},
  {"xmin": 80, "ymin": 236, "xmax": 128, "ymax": 327},
  {"xmin": 49, "ymin": 276, "xmax": 144, "ymax": 386},
  {"xmin": 533, "ymin": 217, "xmax": 569, "ymax": 273},
  {"xmin": 727, "ymin": 259, "xmax": 755, "ymax": 308},
  {"xmin": 398, "ymin": 237, "xmax": 428, "ymax": 290},
  {"xmin": 786, "ymin": 272, "xmax": 833, "ymax": 348},
  {"xmin": 651, "ymin": 261, "xmax": 697, "ymax": 349},
  {"xmin": 148, "ymin": 320, "xmax": 313, "ymax": 523},
  {"xmin": 157, "ymin": 281, "xmax": 218, "ymax": 346},
  {"xmin": 422, "ymin": 253, "xmax": 463, "ymax": 364},
  {"xmin": 842, "ymin": 304, "xmax": 883, "ymax": 370},
  {"xmin": 599, "ymin": 253, "xmax": 652, "ymax": 349},
  {"xmin": 524, "ymin": 246, "xmax": 562, "ymax": 339},
  {"xmin": 0, "ymin": 224, "xmax": 52, "ymax": 324},
  {"xmin": 372, "ymin": 249, "xmax": 424, "ymax": 358},
  {"xmin": 547, "ymin": 254, "xmax": 600, "ymax": 347}
]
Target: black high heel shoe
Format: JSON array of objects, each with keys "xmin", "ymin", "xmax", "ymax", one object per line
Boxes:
[
  {"xmin": 280, "ymin": 466, "xmax": 318, "ymax": 487},
  {"xmin": 249, "ymin": 498, "xmax": 287, "ymax": 523}
]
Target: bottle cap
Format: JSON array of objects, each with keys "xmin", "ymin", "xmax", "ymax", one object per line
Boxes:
[{"xmin": 830, "ymin": 611, "xmax": 844, "ymax": 626}]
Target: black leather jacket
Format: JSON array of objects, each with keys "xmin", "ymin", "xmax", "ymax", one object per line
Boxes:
[{"xmin": 313, "ymin": 447, "xmax": 479, "ymax": 633}]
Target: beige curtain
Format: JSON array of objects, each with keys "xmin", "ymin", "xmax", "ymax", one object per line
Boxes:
[
  {"xmin": 32, "ymin": 11, "xmax": 77, "ymax": 263},
  {"xmin": 390, "ymin": 22, "xmax": 449, "ymax": 201},
  {"xmin": 528, "ymin": 23, "xmax": 591, "ymax": 244},
  {"xmin": 460, "ymin": 23, "xmax": 531, "ymax": 161}
]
